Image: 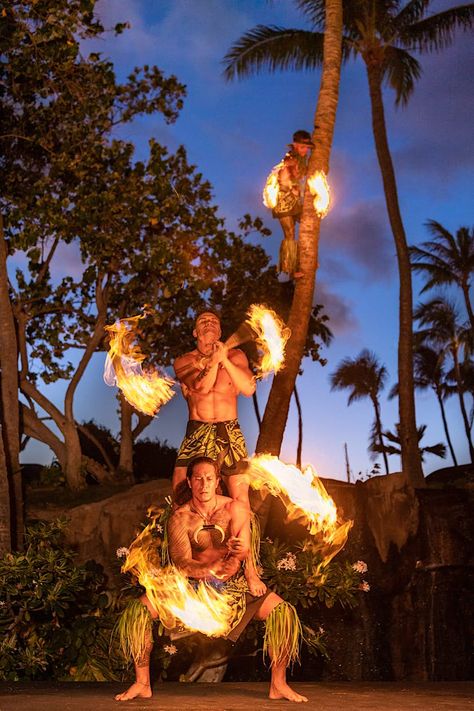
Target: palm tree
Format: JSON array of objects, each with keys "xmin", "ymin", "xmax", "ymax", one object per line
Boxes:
[
  {"xmin": 410, "ymin": 221, "xmax": 474, "ymax": 330},
  {"xmin": 226, "ymin": 0, "xmax": 344, "ymax": 467},
  {"xmin": 224, "ymin": 1, "xmax": 474, "ymax": 486},
  {"xmin": 414, "ymin": 297, "xmax": 474, "ymax": 462},
  {"xmin": 330, "ymin": 349, "xmax": 390, "ymax": 475},
  {"xmin": 390, "ymin": 345, "xmax": 458, "ymax": 465},
  {"xmin": 371, "ymin": 423, "xmax": 446, "ymax": 463}
]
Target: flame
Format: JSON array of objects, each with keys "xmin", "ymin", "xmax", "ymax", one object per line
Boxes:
[
  {"xmin": 245, "ymin": 304, "xmax": 291, "ymax": 378},
  {"xmin": 307, "ymin": 170, "xmax": 330, "ymax": 217},
  {"xmin": 104, "ymin": 316, "xmax": 175, "ymax": 416},
  {"xmin": 262, "ymin": 161, "xmax": 284, "ymax": 209},
  {"xmin": 122, "ymin": 514, "xmax": 234, "ymax": 636},
  {"xmin": 246, "ymin": 454, "xmax": 352, "ymax": 564}
]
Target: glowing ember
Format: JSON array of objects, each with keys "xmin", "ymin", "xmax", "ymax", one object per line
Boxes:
[
  {"xmin": 262, "ymin": 161, "xmax": 284, "ymax": 209},
  {"xmin": 104, "ymin": 316, "xmax": 175, "ymax": 417},
  {"xmin": 245, "ymin": 304, "xmax": 290, "ymax": 378},
  {"xmin": 246, "ymin": 454, "xmax": 352, "ymax": 564},
  {"xmin": 307, "ymin": 170, "xmax": 331, "ymax": 217},
  {"xmin": 122, "ymin": 516, "xmax": 234, "ymax": 637}
]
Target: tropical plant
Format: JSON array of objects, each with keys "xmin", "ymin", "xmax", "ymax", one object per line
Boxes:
[
  {"xmin": 410, "ymin": 221, "xmax": 474, "ymax": 330},
  {"xmin": 224, "ymin": 0, "xmax": 474, "ymax": 487},
  {"xmin": 370, "ymin": 423, "xmax": 446, "ymax": 463},
  {"xmin": 225, "ymin": 0, "xmax": 344, "ymax": 481},
  {"xmin": 414, "ymin": 297, "xmax": 473, "ymax": 462},
  {"xmin": 330, "ymin": 350, "xmax": 390, "ymax": 474},
  {"xmin": 0, "ymin": 519, "xmax": 124, "ymax": 681}
]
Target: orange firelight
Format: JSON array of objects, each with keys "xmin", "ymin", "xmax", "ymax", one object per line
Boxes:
[
  {"xmin": 245, "ymin": 304, "xmax": 290, "ymax": 378},
  {"xmin": 104, "ymin": 316, "xmax": 174, "ymax": 417},
  {"xmin": 307, "ymin": 170, "xmax": 331, "ymax": 217}
]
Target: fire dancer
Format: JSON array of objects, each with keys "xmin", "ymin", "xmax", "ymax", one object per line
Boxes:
[
  {"xmin": 115, "ymin": 457, "xmax": 307, "ymax": 703},
  {"xmin": 270, "ymin": 130, "xmax": 314, "ymax": 278},
  {"xmin": 172, "ymin": 310, "xmax": 265, "ymax": 596}
]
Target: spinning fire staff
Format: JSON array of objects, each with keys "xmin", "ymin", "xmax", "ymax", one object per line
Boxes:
[{"xmin": 114, "ymin": 457, "xmax": 307, "ymax": 703}]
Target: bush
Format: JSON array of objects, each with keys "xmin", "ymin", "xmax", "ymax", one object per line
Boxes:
[{"xmin": 0, "ymin": 519, "xmax": 127, "ymax": 681}]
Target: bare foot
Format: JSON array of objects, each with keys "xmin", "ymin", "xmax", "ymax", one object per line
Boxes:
[
  {"xmin": 115, "ymin": 682, "xmax": 152, "ymax": 701},
  {"xmin": 270, "ymin": 682, "xmax": 308, "ymax": 703},
  {"xmin": 245, "ymin": 571, "xmax": 267, "ymax": 597}
]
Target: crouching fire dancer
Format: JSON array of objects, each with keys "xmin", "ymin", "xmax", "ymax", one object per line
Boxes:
[{"xmin": 114, "ymin": 456, "xmax": 307, "ymax": 703}]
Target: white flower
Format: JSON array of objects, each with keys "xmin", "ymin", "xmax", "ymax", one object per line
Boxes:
[
  {"xmin": 359, "ymin": 580, "xmax": 370, "ymax": 592},
  {"xmin": 156, "ymin": 524, "xmax": 163, "ymax": 534},
  {"xmin": 318, "ymin": 626, "xmax": 325, "ymax": 635},
  {"xmin": 276, "ymin": 552, "xmax": 297, "ymax": 571},
  {"xmin": 164, "ymin": 644, "xmax": 177, "ymax": 655},
  {"xmin": 352, "ymin": 560, "xmax": 368, "ymax": 574},
  {"xmin": 116, "ymin": 547, "xmax": 130, "ymax": 559}
]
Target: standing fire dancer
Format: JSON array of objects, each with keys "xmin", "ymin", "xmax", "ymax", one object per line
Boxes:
[
  {"xmin": 114, "ymin": 457, "xmax": 307, "ymax": 703},
  {"xmin": 172, "ymin": 310, "xmax": 265, "ymax": 596},
  {"xmin": 269, "ymin": 130, "xmax": 314, "ymax": 279}
]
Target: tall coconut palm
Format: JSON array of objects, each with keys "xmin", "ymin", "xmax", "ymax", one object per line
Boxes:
[
  {"xmin": 414, "ymin": 297, "xmax": 474, "ymax": 462},
  {"xmin": 226, "ymin": 0, "xmax": 344, "ymax": 471},
  {"xmin": 330, "ymin": 349, "xmax": 390, "ymax": 474},
  {"xmin": 410, "ymin": 221, "xmax": 474, "ymax": 330},
  {"xmin": 390, "ymin": 345, "xmax": 458, "ymax": 465},
  {"xmin": 224, "ymin": 1, "xmax": 474, "ymax": 486}
]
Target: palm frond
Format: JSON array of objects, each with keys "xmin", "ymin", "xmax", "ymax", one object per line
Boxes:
[
  {"xmin": 223, "ymin": 26, "xmax": 325, "ymax": 81},
  {"xmin": 401, "ymin": 4, "xmax": 474, "ymax": 52},
  {"xmin": 296, "ymin": 0, "xmax": 326, "ymax": 30},
  {"xmin": 393, "ymin": 0, "xmax": 431, "ymax": 31},
  {"xmin": 383, "ymin": 45, "xmax": 422, "ymax": 105}
]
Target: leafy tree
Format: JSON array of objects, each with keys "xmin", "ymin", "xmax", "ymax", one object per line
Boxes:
[
  {"xmin": 414, "ymin": 297, "xmax": 473, "ymax": 462},
  {"xmin": 410, "ymin": 221, "xmax": 474, "ymax": 331},
  {"xmin": 330, "ymin": 349, "xmax": 390, "ymax": 474},
  {"xmin": 225, "ymin": 0, "xmax": 344, "ymax": 467},
  {"xmin": 224, "ymin": 0, "xmax": 474, "ymax": 486}
]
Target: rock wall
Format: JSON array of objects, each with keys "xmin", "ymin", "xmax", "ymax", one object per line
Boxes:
[{"xmin": 28, "ymin": 472, "xmax": 473, "ymax": 680}]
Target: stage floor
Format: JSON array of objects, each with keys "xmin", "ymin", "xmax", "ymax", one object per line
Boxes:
[{"xmin": 0, "ymin": 681, "xmax": 473, "ymax": 710}]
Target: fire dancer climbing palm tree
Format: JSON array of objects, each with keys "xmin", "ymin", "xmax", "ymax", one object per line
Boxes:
[{"xmin": 268, "ymin": 130, "xmax": 314, "ymax": 279}]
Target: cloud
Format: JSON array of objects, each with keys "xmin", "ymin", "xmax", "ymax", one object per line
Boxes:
[
  {"xmin": 389, "ymin": 34, "xmax": 474, "ymax": 182},
  {"xmin": 314, "ymin": 281, "xmax": 357, "ymax": 337},
  {"xmin": 322, "ymin": 200, "xmax": 396, "ymax": 281}
]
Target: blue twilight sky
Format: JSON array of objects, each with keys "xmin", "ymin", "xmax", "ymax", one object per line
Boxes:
[{"xmin": 19, "ymin": 0, "xmax": 474, "ymax": 481}]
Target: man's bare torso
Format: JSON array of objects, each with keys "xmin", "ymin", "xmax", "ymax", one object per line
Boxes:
[
  {"xmin": 169, "ymin": 496, "xmax": 234, "ymax": 569},
  {"xmin": 175, "ymin": 348, "xmax": 242, "ymax": 422}
]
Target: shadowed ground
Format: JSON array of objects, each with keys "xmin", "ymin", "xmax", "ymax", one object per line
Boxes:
[{"xmin": 0, "ymin": 682, "xmax": 473, "ymax": 710}]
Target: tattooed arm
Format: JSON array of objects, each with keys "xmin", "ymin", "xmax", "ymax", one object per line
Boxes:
[{"xmin": 167, "ymin": 511, "xmax": 215, "ymax": 579}]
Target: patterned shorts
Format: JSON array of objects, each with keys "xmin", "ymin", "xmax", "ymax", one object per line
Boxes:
[{"xmin": 175, "ymin": 419, "xmax": 247, "ymax": 474}]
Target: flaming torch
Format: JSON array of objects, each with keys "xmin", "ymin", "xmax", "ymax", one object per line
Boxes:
[
  {"xmin": 262, "ymin": 161, "xmax": 285, "ymax": 209},
  {"xmin": 307, "ymin": 170, "xmax": 331, "ymax": 217},
  {"xmin": 122, "ymin": 513, "xmax": 234, "ymax": 636},
  {"xmin": 242, "ymin": 304, "xmax": 291, "ymax": 378},
  {"xmin": 246, "ymin": 454, "xmax": 352, "ymax": 565},
  {"xmin": 104, "ymin": 316, "xmax": 175, "ymax": 417}
]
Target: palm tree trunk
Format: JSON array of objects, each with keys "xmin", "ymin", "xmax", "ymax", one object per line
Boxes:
[
  {"xmin": 452, "ymin": 348, "xmax": 474, "ymax": 461},
  {"xmin": 293, "ymin": 385, "xmax": 303, "ymax": 468},
  {"xmin": 365, "ymin": 62, "xmax": 424, "ymax": 487},
  {"xmin": 0, "ymin": 218, "xmax": 22, "ymax": 549},
  {"xmin": 461, "ymin": 279, "xmax": 474, "ymax": 332},
  {"xmin": 256, "ymin": 0, "xmax": 343, "ymax": 456},
  {"xmin": 252, "ymin": 391, "xmax": 262, "ymax": 430},
  {"xmin": 435, "ymin": 389, "xmax": 458, "ymax": 466},
  {"xmin": 372, "ymin": 395, "xmax": 390, "ymax": 475}
]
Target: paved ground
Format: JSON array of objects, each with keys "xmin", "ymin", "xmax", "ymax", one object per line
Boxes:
[{"xmin": 0, "ymin": 682, "xmax": 473, "ymax": 711}]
